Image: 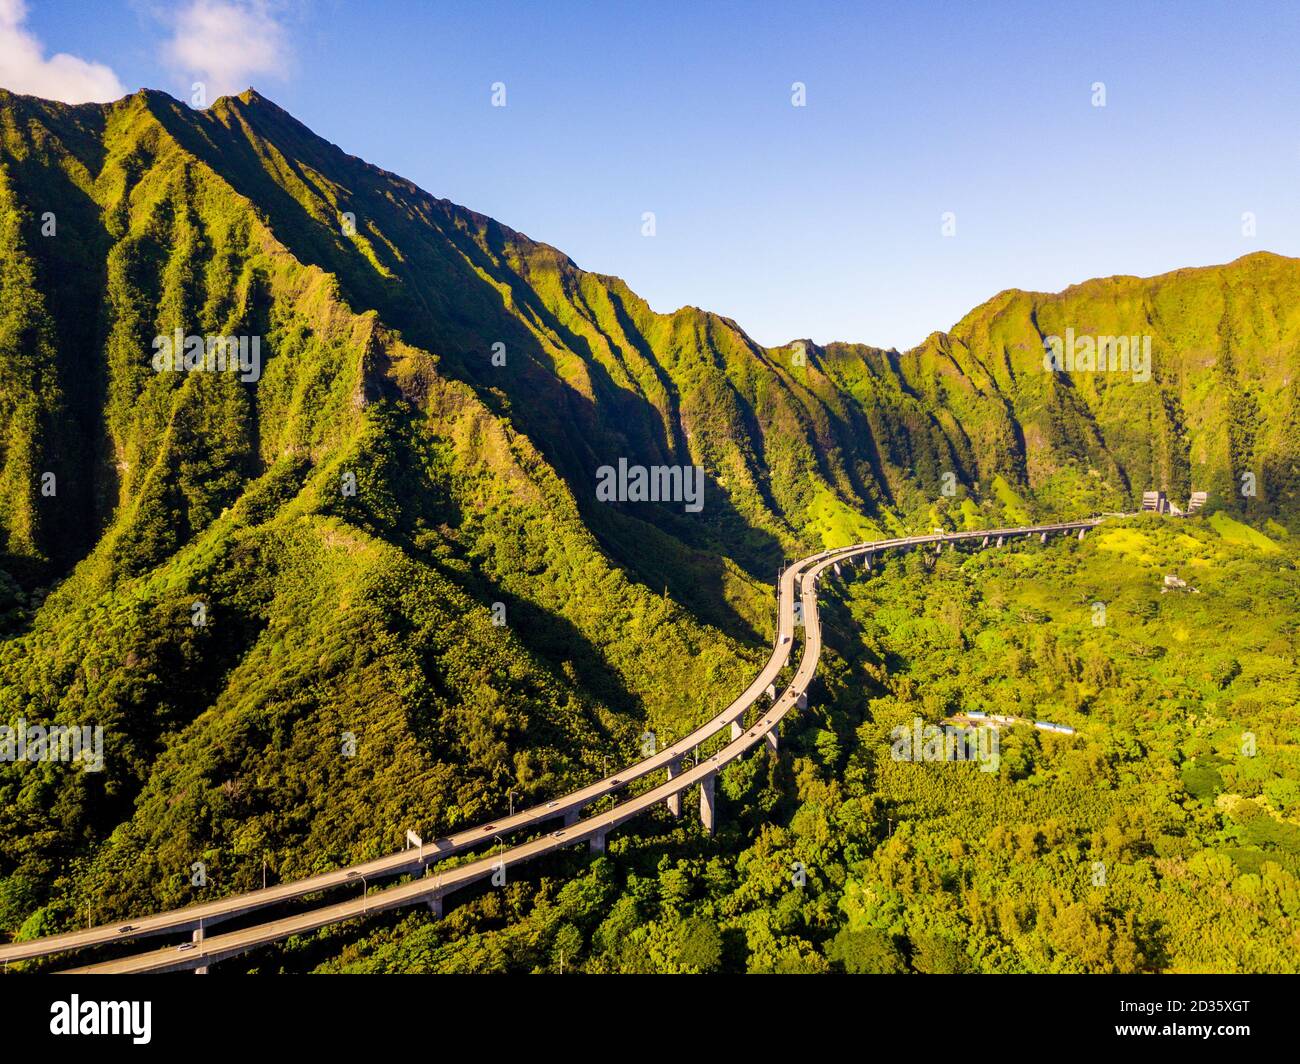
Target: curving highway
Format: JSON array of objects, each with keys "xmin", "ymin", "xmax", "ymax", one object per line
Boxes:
[
  {"xmin": 0, "ymin": 555, "xmax": 805, "ymax": 965},
  {"xmin": 0, "ymin": 518, "xmax": 1105, "ymax": 973}
]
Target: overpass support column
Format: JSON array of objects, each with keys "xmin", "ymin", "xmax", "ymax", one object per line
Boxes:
[
  {"xmin": 1077, "ymin": 527, "xmax": 1086, "ymax": 541},
  {"xmin": 731, "ymin": 709, "xmax": 745, "ymax": 740},
  {"xmin": 996, "ymin": 536, "xmax": 1003, "ymax": 547},
  {"xmin": 699, "ymin": 773, "xmax": 717, "ymax": 836},
  {"xmin": 590, "ymin": 832, "xmax": 606, "ymax": 854},
  {"xmin": 193, "ymin": 926, "xmax": 207, "ymax": 975},
  {"xmin": 427, "ymin": 895, "xmax": 444, "ymax": 917},
  {"xmin": 765, "ymin": 683, "xmax": 777, "ymax": 701},
  {"xmin": 765, "ymin": 723, "xmax": 780, "ymax": 753},
  {"xmin": 666, "ymin": 757, "xmax": 683, "ymax": 817},
  {"xmin": 981, "ymin": 535, "xmax": 989, "ymax": 547},
  {"xmin": 796, "ymin": 690, "xmax": 808, "ymax": 710},
  {"xmin": 864, "ymin": 553, "xmax": 873, "ymax": 571},
  {"xmin": 1040, "ymin": 531, "xmax": 1048, "ymax": 543}
]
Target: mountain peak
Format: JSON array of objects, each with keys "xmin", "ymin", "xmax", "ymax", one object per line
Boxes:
[{"xmin": 225, "ymin": 87, "xmax": 291, "ymax": 116}]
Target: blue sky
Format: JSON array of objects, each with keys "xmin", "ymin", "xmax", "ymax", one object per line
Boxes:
[{"xmin": 6, "ymin": 0, "xmax": 1300, "ymax": 349}]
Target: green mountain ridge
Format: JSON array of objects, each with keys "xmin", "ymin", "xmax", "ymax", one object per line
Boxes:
[{"xmin": 1, "ymin": 86, "xmax": 1297, "ymax": 936}]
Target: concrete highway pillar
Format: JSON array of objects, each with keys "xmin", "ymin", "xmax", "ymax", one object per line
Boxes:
[
  {"xmin": 796, "ymin": 690, "xmax": 808, "ymax": 709},
  {"xmin": 981, "ymin": 535, "xmax": 989, "ymax": 547},
  {"xmin": 193, "ymin": 926, "xmax": 207, "ymax": 975},
  {"xmin": 590, "ymin": 832, "xmax": 606, "ymax": 854},
  {"xmin": 996, "ymin": 536, "xmax": 1004, "ymax": 547},
  {"xmin": 1077, "ymin": 527, "xmax": 1086, "ymax": 540},
  {"xmin": 765, "ymin": 723, "xmax": 779, "ymax": 753},
  {"xmin": 1040, "ymin": 531, "xmax": 1048, "ymax": 543},
  {"xmin": 699, "ymin": 773, "xmax": 716, "ymax": 836},
  {"xmin": 765, "ymin": 682, "xmax": 777, "ymax": 701},
  {"xmin": 731, "ymin": 709, "xmax": 745, "ymax": 740},
  {"xmin": 666, "ymin": 757, "xmax": 682, "ymax": 817},
  {"xmin": 427, "ymin": 895, "xmax": 444, "ymax": 917},
  {"xmin": 864, "ymin": 553, "xmax": 873, "ymax": 570}
]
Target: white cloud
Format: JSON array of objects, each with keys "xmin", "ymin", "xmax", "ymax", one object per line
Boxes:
[
  {"xmin": 0, "ymin": 0, "xmax": 126, "ymax": 102},
  {"xmin": 163, "ymin": 0, "xmax": 291, "ymax": 103}
]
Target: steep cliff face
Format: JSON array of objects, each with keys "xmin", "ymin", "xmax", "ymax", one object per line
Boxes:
[
  {"xmin": 0, "ymin": 88, "xmax": 764, "ymax": 929},
  {"xmin": 908, "ymin": 253, "xmax": 1300, "ymax": 519},
  {"xmin": 5, "ymin": 87, "xmax": 1296, "ymax": 585}
]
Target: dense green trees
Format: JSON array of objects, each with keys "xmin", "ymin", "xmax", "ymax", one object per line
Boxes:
[{"xmin": 260, "ymin": 517, "xmax": 1298, "ymax": 975}]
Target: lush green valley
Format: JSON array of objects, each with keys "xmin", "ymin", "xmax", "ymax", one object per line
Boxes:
[
  {"xmin": 1, "ymin": 86, "xmax": 1298, "ymax": 972},
  {"xmin": 253, "ymin": 516, "xmax": 1298, "ymax": 973}
]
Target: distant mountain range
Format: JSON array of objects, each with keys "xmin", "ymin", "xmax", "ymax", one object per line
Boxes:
[{"xmin": 1, "ymin": 86, "xmax": 1297, "ymax": 932}]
